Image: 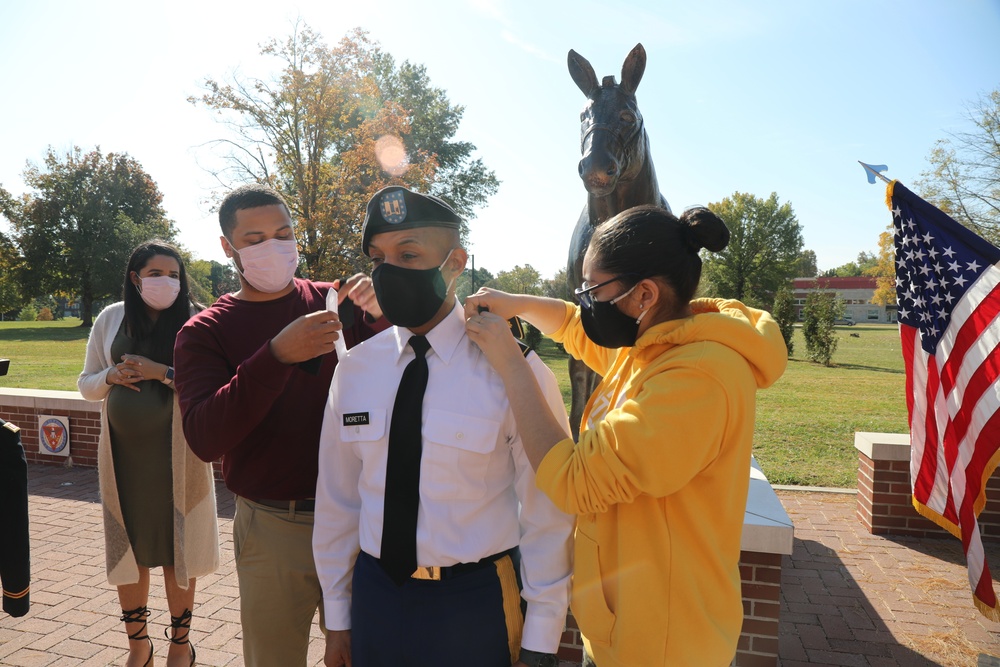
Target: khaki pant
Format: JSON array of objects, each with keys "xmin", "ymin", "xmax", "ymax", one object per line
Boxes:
[{"xmin": 233, "ymin": 497, "xmax": 323, "ymax": 666}]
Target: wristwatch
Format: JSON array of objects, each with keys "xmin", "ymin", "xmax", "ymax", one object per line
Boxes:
[
  {"xmin": 162, "ymin": 366, "xmax": 175, "ymax": 385},
  {"xmin": 519, "ymin": 649, "xmax": 559, "ymax": 667}
]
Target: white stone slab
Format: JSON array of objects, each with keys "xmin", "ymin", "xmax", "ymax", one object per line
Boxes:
[
  {"xmin": 854, "ymin": 431, "xmax": 910, "ymax": 461},
  {"xmin": 741, "ymin": 457, "xmax": 794, "ymax": 555}
]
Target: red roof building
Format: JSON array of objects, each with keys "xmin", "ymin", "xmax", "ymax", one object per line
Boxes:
[{"xmin": 791, "ymin": 276, "xmax": 896, "ymax": 323}]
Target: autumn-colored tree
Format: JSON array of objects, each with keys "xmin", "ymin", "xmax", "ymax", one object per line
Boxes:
[
  {"xmin": 867, "ymin": 227, "xmax": 896, "ymax": 307},
  {"xmin": 2, "ymin": 147, "xmax": 173, "ymax": 326},
  {"xmin": 191, "ymin": 24, "xmax": 498, "ymax": 280}
]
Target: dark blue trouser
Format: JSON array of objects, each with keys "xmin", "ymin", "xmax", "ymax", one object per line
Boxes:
[{"xmin": 351, "ymin": 550, "xmax": 523, "ymax": 667}]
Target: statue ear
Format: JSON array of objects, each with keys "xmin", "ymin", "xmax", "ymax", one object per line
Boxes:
[
  {"xmin": 620, "ymin": 43, "xmax": 646, "ymax": 95},
  {"xmin": 568, "ymin": 49, "xmax": 598, "ymax": 97}
]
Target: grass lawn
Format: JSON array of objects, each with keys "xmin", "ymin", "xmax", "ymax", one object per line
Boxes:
[
  {"xmin": 0, "ymin": 318, "xmax": 91, "ymax": 391},
  {"xmin": 0, "ymin": 318, "xmax": 909, "ymax": 488},
  {"xmin": 534, "ymin": 324, "xmax": 908, "ymax": 489}
]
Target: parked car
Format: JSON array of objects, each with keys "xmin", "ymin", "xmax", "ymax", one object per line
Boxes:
[{"xmin": 834, "ymin": 318, "xmax": 855, "ymax": 326}]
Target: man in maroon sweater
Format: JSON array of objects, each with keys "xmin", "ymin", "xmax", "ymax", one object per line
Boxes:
[{"xmin": 174, "ymin": 183, "xmax": 386, "ymax": 666}]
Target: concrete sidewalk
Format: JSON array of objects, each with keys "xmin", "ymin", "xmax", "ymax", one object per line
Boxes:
[{"xmin": 3, "ymin": 464, "xmax": 1000, "ymax": 666}]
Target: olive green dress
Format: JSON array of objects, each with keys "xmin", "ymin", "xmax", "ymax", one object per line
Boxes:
[{"xmin": 106, "ymin": 321, "xmax": 174, "ymax": 567}]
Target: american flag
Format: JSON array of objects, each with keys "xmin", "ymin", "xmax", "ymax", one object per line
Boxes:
[{"xmin": 890, "ymin": 180, "xmax": 1000, "ymax": 619}]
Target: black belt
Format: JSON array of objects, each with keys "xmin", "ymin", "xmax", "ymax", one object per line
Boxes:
[
  {"xmin": 248, "ymin": 498, "xmax": 315, "ymax": 512},
  {"xmin": 384, "ymin": 546, "xmax": 519, "ymax": 581}
]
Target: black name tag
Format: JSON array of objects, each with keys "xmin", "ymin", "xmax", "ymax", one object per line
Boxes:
[{"xmin": 343, "ymin": 412, "xmax": 370, "ymax": 426}]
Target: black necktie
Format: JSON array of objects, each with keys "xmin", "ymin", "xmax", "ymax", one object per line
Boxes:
[{"xmin": 380, "ymin": 335, "xmax": 431, "ymax": 585}]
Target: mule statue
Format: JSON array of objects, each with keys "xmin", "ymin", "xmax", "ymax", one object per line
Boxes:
[{"xmin": 565, "ymin": 43, "xmax": 671, "ymax": 438}]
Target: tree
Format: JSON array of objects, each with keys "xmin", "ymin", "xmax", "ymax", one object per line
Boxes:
[
  {"xmin": 191, "ymin": 24, "xmax": 498, "ymax": 280},
  {"xmin": 821, "ymin": 251, "xmax": 879, "ymax": 277},
  {"xmin": 209, "ymin": 260, "xmax": 240, "ymax": 299},
  {"xmin": 916, "ymin": 88, "xmax": 1000, "ymax": 244},
  {"xmin": 703, "ymin": 192, "xmax": 804, "ymax": 308},
  {"xmin": 2, "ymin": 147, "xmax": 173, "ymax": 326},
  {"xmin": 771, "ymin": 284, "xmax": 796, "ymax": 356},
  {"xmin": 867, "ymin": 228, "xmax": 896, "ymax": 307},
  {"xmin": 492, "ymin": 265, "xmax": 543, "ymax": 297},
  {"xmin": 792, "ymin": 249, "xmax": 818, "ymax": 278},
  {"xmin": 543, "ymin": 268, "xmax": 573, "ymax": 301},
  {"xmin": 0, "ymin": 232, "xmax": 26, "ymax": 318},
  {"xmin": 802, "ymin": 289, "xmax": 843, "ymax": 366},
  {"xmin": 455, "ymin": 265, "xmax": 495, "ymax": 302}
]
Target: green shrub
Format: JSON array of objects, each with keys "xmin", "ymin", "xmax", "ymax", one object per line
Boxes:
[
  {"xmin": 771, "ymin": 285, "xmax": 796, "ymax": 356},
  {"xmin": 18, "ymin": 305, "xmax": 37, "ymax": 322},
  {"xmin": 802, "ymin": 291, "xmax": 843, "ymax": 365}
]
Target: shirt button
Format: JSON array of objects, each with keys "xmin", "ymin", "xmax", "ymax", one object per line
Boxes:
[
  {"xmin": 456, "ymin": 432, "xmax": 464, "ymax": 440},
  {"xmin": 355, "ymin": 426, "xmax": 360, "ymax": 433}
]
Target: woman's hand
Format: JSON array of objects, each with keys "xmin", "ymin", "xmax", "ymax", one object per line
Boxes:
[
  {"xmin": 465, "ymin": 309, "xmax": 526, "ymax": 378},
  {"xmin": 463, "ymin": 288, "xmax": 520, "ymax": 322},
  {"xmin": 105, "ymin": 355, "xmax": 146, "ymax": 392},
  {"xmin": 104, "ymin": 354, "xmax": 168, "ymax": 391}
]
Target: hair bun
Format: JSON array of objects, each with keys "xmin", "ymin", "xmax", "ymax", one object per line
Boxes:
[{"xmin": 680, "ymin": 207, "xmax": 730, "ymax": 253}]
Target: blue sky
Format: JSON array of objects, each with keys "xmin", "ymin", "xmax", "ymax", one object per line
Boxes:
[{"xmin": 1, "ymin": 0, "xmax": 998, "ymax": 281}]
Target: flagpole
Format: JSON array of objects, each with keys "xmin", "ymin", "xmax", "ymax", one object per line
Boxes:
[{"xmin": 858, "ymin": 161, "xmax": 892, "ymax": 185}]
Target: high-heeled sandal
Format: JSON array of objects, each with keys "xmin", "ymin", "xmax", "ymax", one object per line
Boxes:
[
  {"xmin": 165, "ymin": 608, "xmax": 196, "ymax": 667},
  {"xmin": 120, "ymin": 605, "xmax": 154, "ymax": 667}
]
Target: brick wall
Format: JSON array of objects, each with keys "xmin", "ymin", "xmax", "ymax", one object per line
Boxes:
[
  {"xmin": 735, "ymin": 551, "xmax": 783, "ymax": 666},
  {"xmin": 855, "ymin": 431, "xmax": 1000, "ymax": 540},
  {"xmin": 0, "ymin": 388, "xmax": 225, "ymax": 478},
  {"xmin": 0, "ymin": 389, "xmax": 101, "ymax": 468}
]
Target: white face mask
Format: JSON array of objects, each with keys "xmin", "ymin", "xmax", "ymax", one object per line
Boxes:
[
  {"xmin": 136, "ymin": 276, "xmax": 181, "ymax": 311},
  {"xmin": 231, "ymin": 238, "xmax": 299, "ymax": 293}
]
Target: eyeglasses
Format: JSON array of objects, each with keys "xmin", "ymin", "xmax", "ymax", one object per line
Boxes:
[{"xmin": 574, "ymin": 274, "xmax": 637, "ymax": 309}]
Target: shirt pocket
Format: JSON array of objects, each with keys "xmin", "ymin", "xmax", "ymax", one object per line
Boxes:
[
  {"xmin": 340, "ymin": 409, "xmax": 388, "ymax": 491},
  {"xmin": 339, "ymin": 409, "xmax": 387, "ymax": 444},
  {"xmin": 421, "ymin": 409, "xmax": 500, "ymax": 501}
]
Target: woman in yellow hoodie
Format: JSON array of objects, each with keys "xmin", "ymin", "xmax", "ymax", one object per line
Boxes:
[{"xmin": 465, "ymin": 204, "xmax": 787, "ymax": 667}]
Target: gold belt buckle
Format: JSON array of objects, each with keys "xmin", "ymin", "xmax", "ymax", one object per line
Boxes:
[{"xmin": 411, "ymin": 566, "xmax": 441, "ymax": 581}]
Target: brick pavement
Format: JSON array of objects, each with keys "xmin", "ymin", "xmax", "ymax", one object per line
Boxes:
[
  {"xmin": 779, "ymin": 490, "xmax": 1000, "ymax": 666},
  {"xmin": 3, "ymin": 464, "xmax": 1000, "ymax": 666}
]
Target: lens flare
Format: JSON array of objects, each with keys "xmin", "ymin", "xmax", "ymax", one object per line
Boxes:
[{"xmin": 375, "ymin": 135, "xmax": 409, "ymax": 176}]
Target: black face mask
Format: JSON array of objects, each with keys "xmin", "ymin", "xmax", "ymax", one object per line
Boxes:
[
  {"xmin": 580, "ymin": 285, "xmax": 641, "ymax": 348},
  {"xmin": 371, "ymin": 258, "xmax": 451, "ymax": 328}
]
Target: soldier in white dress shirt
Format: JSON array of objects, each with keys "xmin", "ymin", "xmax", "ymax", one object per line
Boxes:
[{"xmin": 313, "ymin": 186, "xmax": 572, "ymax": 667}]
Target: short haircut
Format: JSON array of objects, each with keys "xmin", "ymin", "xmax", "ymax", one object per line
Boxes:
[{"xmin": 218, "ymin": 184, "xmax": 291, "ymax": 237}]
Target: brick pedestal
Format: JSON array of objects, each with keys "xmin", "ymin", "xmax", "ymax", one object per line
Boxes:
[{"xmin": 855, "ymin": 431, "xmax": 1000, "ymax": 539}]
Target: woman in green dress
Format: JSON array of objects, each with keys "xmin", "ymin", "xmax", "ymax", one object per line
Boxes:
[{"xmin": 79, "ymin": 241, "xmax": 219, "ymax": 667}]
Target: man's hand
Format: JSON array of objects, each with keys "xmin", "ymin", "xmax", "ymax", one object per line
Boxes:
[
  {"xmin": 269, "ymin": 310, "xmax": 342, "ymax": 365},
  {"xmin": 324, "ymin": 629, "xmax": 352, "ymax": 667},
  {"xmin": 336, "ymin": 272, "xmax": 382, "ymax": 321}
]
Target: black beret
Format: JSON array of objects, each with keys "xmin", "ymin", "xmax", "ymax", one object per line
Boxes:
[{"xmin": 362, "ymin": 186, "xmax": 463, "ymax": 256}]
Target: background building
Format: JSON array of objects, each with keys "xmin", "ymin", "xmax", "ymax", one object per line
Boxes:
[{"xmin": 792, "ymin": 277, "xmax": 896, "ymax": 324}]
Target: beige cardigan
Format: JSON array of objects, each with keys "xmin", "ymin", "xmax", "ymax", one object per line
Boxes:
[{"xmin": 78, "ymin": 302, "xmax": 219, "ymax": 588}]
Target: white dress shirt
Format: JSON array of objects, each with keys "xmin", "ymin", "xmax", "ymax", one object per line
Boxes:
[{"xmin": 314, "ymin": 301, "xmax": 574, "ymax": 652}]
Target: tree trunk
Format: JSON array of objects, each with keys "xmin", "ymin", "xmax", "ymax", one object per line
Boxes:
[{"xmin": 80, "ymin": 285, "xmax": 94, "ymax": 328}]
